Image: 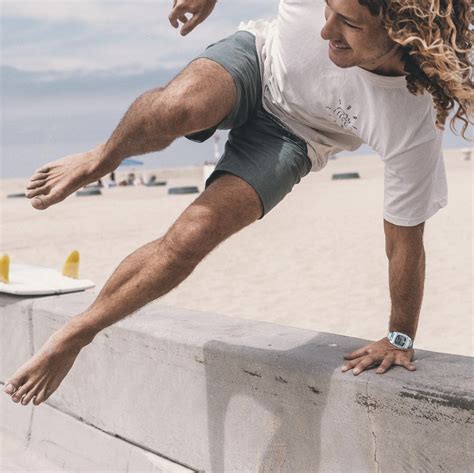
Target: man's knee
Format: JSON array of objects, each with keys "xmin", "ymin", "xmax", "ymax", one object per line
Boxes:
[
  {"xmin": 162, "ymin": 174, "xmax": 262, "ymax": 266},
  {"xmin": 159, "ymin": 59, "xmax": 236, "ymax": 136},
  {"xmin": 136, "ymin": 86, "xmax": 192, "ymax": 138},
  {"xmin": 162, "ymin": 206, "xmax": 222, "ymax": 267}
]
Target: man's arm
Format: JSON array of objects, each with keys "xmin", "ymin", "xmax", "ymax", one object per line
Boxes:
[
  {"xmin": 385, "ymin": 220, "xmax": 425, "ymax": 339},
  {"xmin": 341, "ymin": 220, "xmax": 424, "ymax": 375}
]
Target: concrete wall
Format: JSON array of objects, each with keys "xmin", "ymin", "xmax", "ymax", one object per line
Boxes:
[{"xmin": 1, "ymin": 292, "xmax": 473, "ymax": 472}]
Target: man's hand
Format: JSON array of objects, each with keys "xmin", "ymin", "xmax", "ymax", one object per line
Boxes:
[
  {"xmin": 341, "ymin": 338, "xmax": 416, "ymax": 375},
  {"xmin": 169, "ymin": 0, "xmax": 217, "ymax": 36}
]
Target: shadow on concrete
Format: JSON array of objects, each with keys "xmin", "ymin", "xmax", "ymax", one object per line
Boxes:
[{"xmin": 202, "ymin": 332, "xmax": 356, "ymax": 472}]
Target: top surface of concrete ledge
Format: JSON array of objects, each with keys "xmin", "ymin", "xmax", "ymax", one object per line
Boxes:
[{"xmin": 3, "ymin": 292, "xmax": 472, "ymax": 394}]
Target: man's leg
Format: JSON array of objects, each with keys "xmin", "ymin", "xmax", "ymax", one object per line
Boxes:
[
  {"xmin": 25, "ymin": 58, "xmax": 237, "ymax": 210},
  {"xmin": 5, "ymin": 173, "xmax": 263, "ymax": 406}
]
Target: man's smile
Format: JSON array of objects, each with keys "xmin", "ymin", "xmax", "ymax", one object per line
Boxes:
[{"xmin": 329, "ymin": 41, "xmax": 351, "ymax": 50}]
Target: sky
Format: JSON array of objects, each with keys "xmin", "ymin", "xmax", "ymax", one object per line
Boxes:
[{"xmin": 1, "ymin": 0, "xmax": 471, "ymax": 178}]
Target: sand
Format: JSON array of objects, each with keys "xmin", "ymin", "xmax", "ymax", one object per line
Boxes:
[{"xmin": 1, "ymin": 149, "xmax": 472, "ymax": 356}]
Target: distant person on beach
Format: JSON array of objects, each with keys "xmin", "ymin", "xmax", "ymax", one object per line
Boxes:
[
  {"xmin": 108, "ymin": 171, "xmax": 116, "ymax": 187},
  {"xmin": 5, "ymin": 0, "xmax": 472, "ymax": 406}
]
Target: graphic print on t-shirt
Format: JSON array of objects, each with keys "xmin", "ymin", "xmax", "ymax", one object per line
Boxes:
[{"xmin": 325, "ymin": 99, "xmax": 359, "ymax": 131}]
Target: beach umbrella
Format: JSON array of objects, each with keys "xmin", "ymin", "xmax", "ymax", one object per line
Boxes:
[{"xmin": 119, "ymin": 158, "xmax": 144, "ymax": 167}]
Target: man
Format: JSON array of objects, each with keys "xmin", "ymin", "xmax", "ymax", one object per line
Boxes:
[{"xmin": 4, "ymin": 0, "xmax": 467, "ymax": 407}]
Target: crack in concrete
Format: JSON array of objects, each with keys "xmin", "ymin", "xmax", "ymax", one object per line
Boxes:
[
  {"xmin": 26, "ymin": 302, "xmax": 35, "ymax": 448},
  {"xmin": 125, "ymin": 448, "xmax": 131, "ymax": 473},
  {"xmin": 365, "ymin": 381, "xmax": 379, "ymax": 473},
  {"xmin": 26, "ymin": 404, "xmax": 34, "ymax": 448},
  {"xmin": 27, "ymin": 302, "xmax": 35, "ymax": 357}
]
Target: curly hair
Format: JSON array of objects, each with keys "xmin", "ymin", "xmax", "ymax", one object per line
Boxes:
[{"xmin": 358, "ymin": 0, "xmax": 473, "ymax": 141}]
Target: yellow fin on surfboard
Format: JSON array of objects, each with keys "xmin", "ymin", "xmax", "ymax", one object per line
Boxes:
[
  {"xmin": 62, "ymin": 250, "xmax": 80, "ymax": 279},
  {"xmin": 0, "ymin": 254, "xmax": 10, "ymax": 283},
  {"xmin": 0, "ymin": 251, "xmax": 94, "ymax": 295}
]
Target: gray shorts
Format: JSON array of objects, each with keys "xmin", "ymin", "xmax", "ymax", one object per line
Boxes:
[{"xmin": 185, "ymin": 31, "xmax": 312, "ymax": 219}]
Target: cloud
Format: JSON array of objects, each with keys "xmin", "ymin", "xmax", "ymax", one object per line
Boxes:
[
  {"xmin": 3, "ymin": 1, "xmax": 180, "ymax": 26},
  {"xmin": 1, "ymin": 1, "xmax": 277, "ymax": 71},
  {"xmin": 2, "ymin": 1, "xmax": 276, "ymax": 25},
  {"xmin": 1, "ymin": 64, "xmax": 225, "ymax": 178}
]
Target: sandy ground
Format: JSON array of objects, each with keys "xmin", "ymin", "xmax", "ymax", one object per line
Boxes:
[{"xmin": 1, "ymin": 149, "xmax": 472, "ymax": 357}]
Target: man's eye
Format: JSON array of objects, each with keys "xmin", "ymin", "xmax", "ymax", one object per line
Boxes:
[{"xmin": 344, "ymin": 21, "xmax": 357, "ymax": 28}]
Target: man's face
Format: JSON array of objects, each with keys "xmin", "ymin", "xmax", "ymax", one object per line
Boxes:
[{"xmin": 320, "ymin": 0, "xmax": 405, "ymax": 76}]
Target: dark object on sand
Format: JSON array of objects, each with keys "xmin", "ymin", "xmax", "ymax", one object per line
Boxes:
[
  {"xmin": 7, "ymin": 193, "xmax": 26, "ymax": 198},
  {"xmin": 76, "ymin": 188, "xmax": 102, "ymax": 197},
  {"xmin": 332, "ymin": 172, "xmax": 360, "ymax": 180},
  {"xmin": 168, "ymin": 186, "xmax": 199, "ymax": 195},
  {"xmin": 145, "ymin": 175, "xmax": 167, "ymax": 187}
]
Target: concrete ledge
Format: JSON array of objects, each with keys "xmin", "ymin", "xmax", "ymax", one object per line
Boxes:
[
  {"xmin": 1, "ymin": 293, "xmax": 473, "ymax": 472},
  {"xmin": 0, "ymin": 399, "xmax": 196, "ymax": 472}
]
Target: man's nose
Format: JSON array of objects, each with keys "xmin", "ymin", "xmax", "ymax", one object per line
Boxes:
[{"xmin": 320, "ymin": 14, "xmax": 338, "ymax": 41}]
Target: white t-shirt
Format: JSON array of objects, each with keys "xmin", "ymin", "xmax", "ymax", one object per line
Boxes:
[{"xmin": 238, "ymin": 0, "xmax": 448, "ymax": 227}]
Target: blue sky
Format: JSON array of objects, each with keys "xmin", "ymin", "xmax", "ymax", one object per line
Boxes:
[{"xmin": 1, "ymin": 0, "xmax": 470, "ymax": 178}]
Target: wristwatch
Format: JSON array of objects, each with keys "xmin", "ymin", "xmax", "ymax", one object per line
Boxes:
[{"xmin": 387, "ymin": 331, "xmax": 413, "ymax": 350}]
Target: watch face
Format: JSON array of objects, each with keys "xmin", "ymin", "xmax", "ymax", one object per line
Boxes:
[{"xmin": 395, "ymin": 334, "xmax": 406, "ymax": 346}]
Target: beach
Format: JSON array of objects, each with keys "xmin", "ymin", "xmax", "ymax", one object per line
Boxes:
[{"xmin": 1, "ymin": 149, "xmax": 472, "ymax": 357}]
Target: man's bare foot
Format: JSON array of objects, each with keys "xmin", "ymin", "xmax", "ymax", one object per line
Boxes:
[
  {"xmin": 3, "ymin": 327, "xmax": 90, "ymax": 406},
  {"xmin": 25, "ymin": 144, "xmax": 112, "ymax": 210}
]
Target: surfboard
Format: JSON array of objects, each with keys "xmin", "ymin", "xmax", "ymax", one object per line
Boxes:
[{"xmin": 0, "ymin": 252, "xmax": 95, "ymax": 296}]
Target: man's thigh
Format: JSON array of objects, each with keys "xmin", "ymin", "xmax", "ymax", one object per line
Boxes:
[
  {"xmin": 161, "ymin": 58, "xmax": 237, "ymax": 137},
  {"xmin": 204, "ymin": 105, "xmax": 312, "ymax": 219}
]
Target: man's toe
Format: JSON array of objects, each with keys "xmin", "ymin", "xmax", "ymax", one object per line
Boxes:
[
  {"xmin": 32, "ymin": 196, "xmax": 47, "ymax": 210},
  {"xmin": 11, "ymin": 387, "xmax": 26, "ymax": 402},
  {"xmin": 33, "ymin": 392, "xmax": 45, "ymax": 405},
  {"xmin": 27, "ymin": 179, "xmax": 47, "ymax": 190},
  {"xmin": 30, "ymin": 172, "xmax": 49, "ymax": 182},
  {"xmin": 35, "ymin": 165, "xmax": 50, "ymax": 174},
  {"xmin": 26, "ymin": 186, "xmax": 49, "ymax": 199},
  {"xmin": 21, "ymin": 390, "xmax": 37, "ymax": 406},
  {"xmin": 11, "ymin": 379, "xmax": 35, "ymax": 402},
  {"xmin": 12, "ymin": 392, "xmax": 22, "ymax": 402},
  {"xmin": 4, "ymin": 383, "xmax": 16, "ymax": 395}
]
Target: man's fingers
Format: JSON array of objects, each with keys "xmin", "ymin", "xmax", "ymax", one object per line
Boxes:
[
  {"xmin": 341, "ymin": 355, "xmax": 377, "ymax": 374},
  {"xmin": 376, "ymin": 355, "xmax": 394, "ymax": 374},
  {"xmin": 180, "ymin": 12, "xmax": 202, "ymax": 36},
  {"xmin": 169, "ymin": 3, "xmax": 187, "ymax": 28},
  {"xmin": 394, "ymin": 355, "xmax": 416, "ymax": 371},
  {"xmin": 342, "ymin": 341, "xmax": 417, "ymax": 376},
  {"xmin": 352, "ymin": 356, "xmax": 378, "ymax": 375},
  {"xmin": 169, "ymin": 13, "xmax": 179, "ymax": 28},
  {"xmin": 341, "ymin": 360, "xmax": 357, "ymax": 372},
  {"xmin": 343, "ymin": 345, "xmax": 371, "ymax": 360}
]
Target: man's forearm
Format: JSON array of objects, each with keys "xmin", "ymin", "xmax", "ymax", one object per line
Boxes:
[{"xmin": 388, "ymin": 246, "xmax": 425, "ymax": 339}]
